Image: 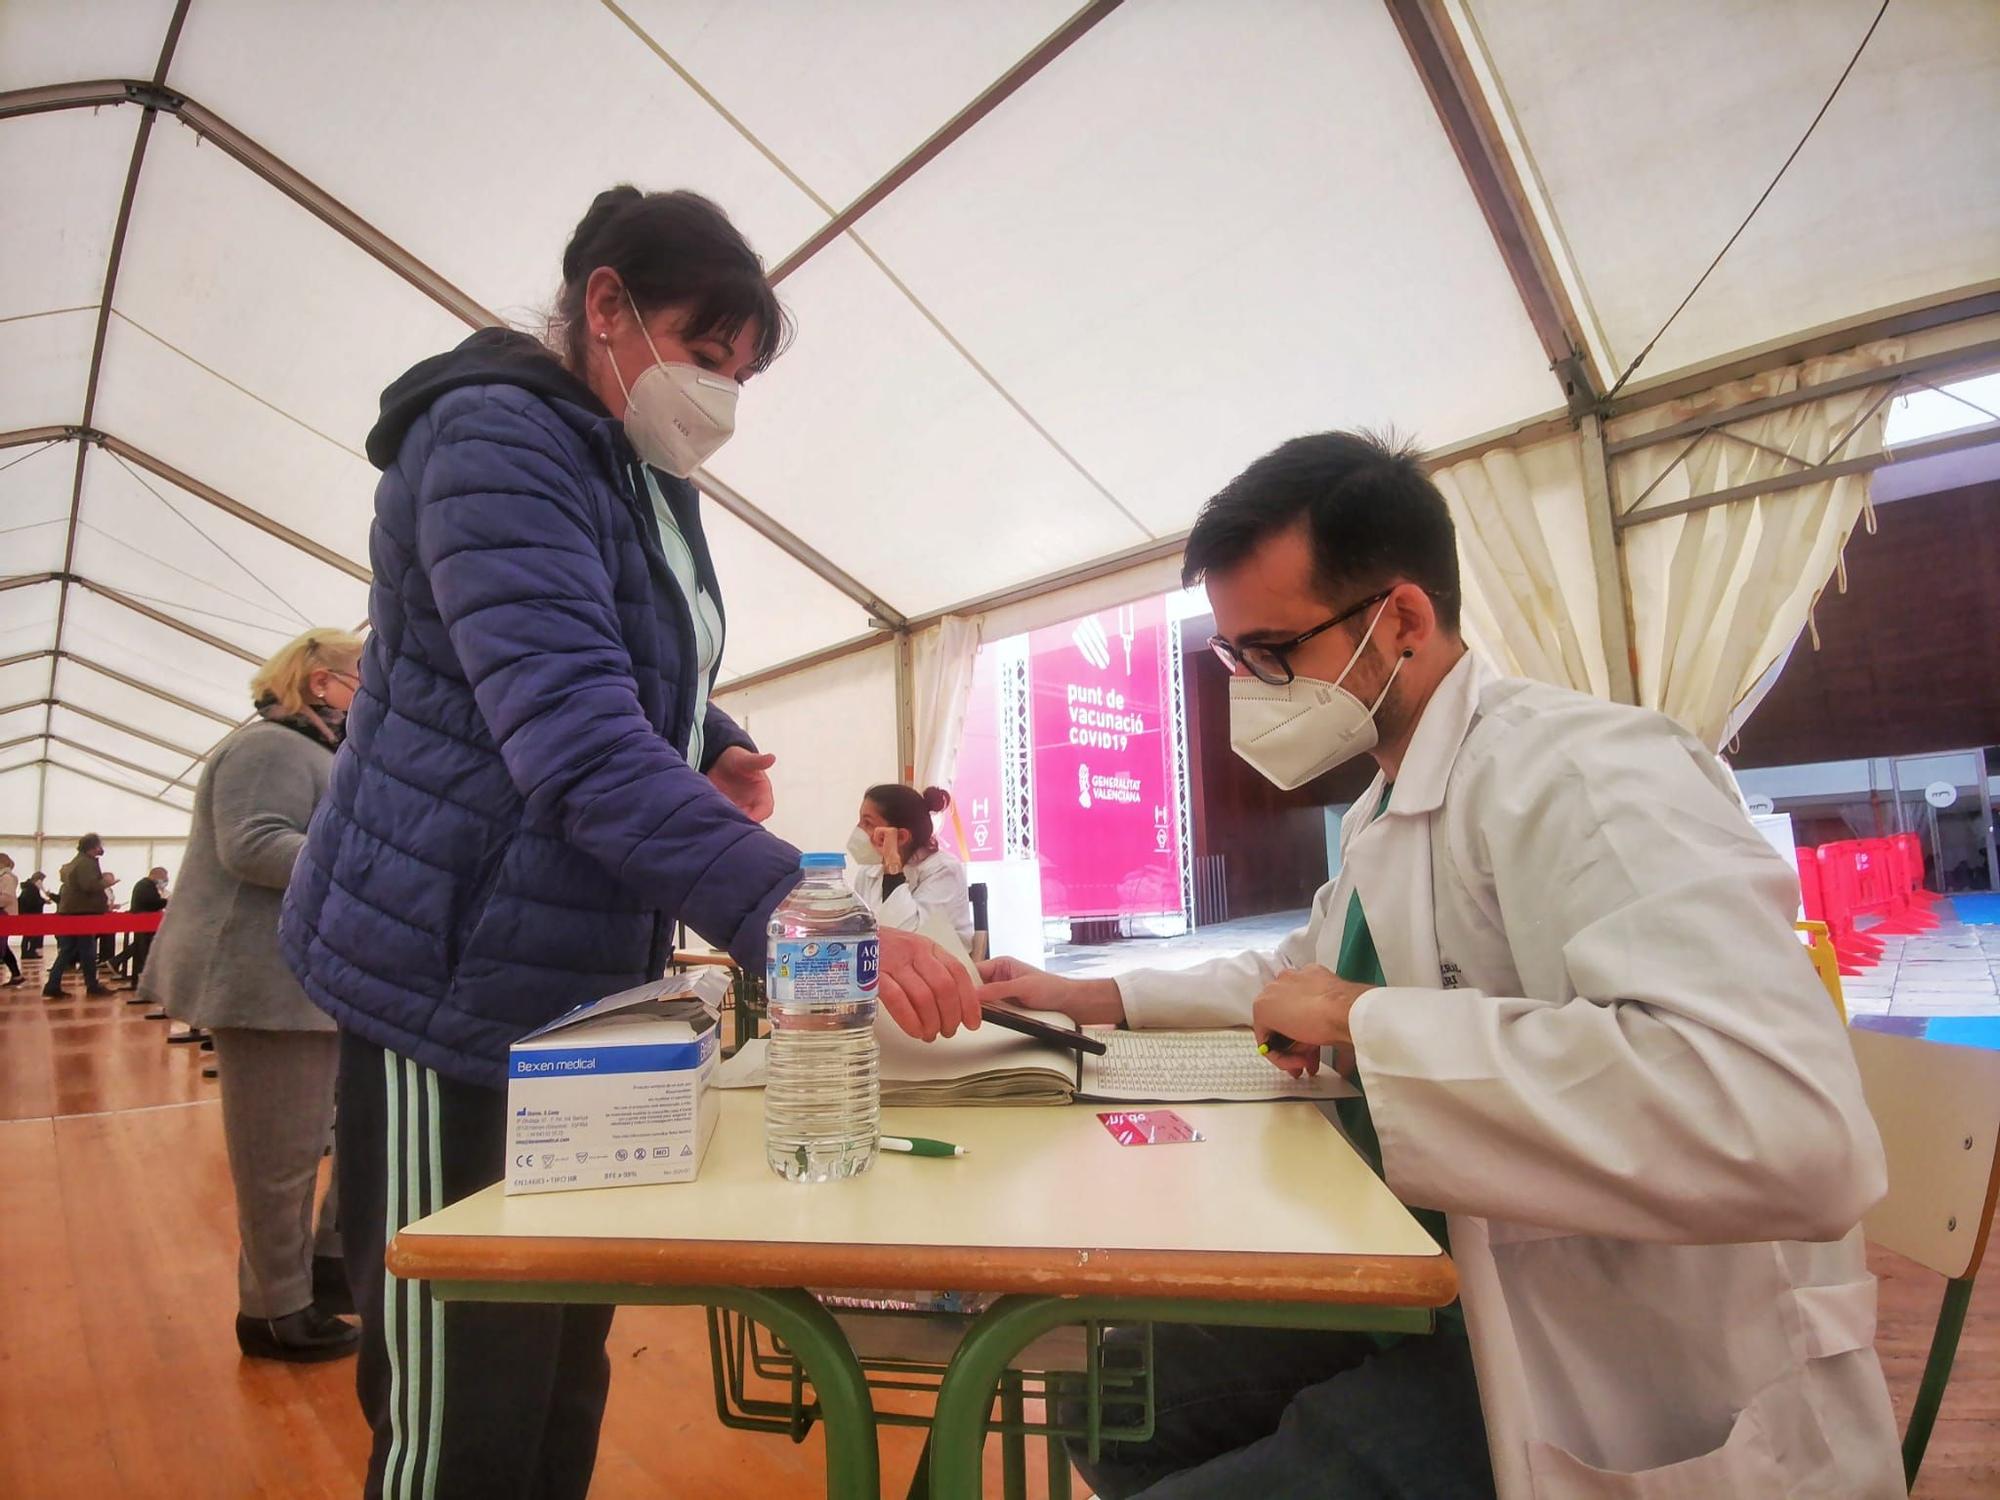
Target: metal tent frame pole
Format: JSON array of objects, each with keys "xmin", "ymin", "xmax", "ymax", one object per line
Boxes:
[{"xmin": 1385, "ymin": 0, "xmax": 1642, "ymax": 703}]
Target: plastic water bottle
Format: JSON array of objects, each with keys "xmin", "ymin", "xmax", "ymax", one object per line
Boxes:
[{"xmin": 764, "ymin": 853, "xmax": 880, "ymax": 1182}]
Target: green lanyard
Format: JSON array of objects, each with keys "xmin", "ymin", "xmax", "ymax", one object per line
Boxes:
[{"xmin": 1331, "ymin": 789, "xmax": 1465, "ymax": 1338}]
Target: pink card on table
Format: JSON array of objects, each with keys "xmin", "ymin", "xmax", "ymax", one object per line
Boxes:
[{"xmin": 1097, "ymin": 1109, "xmax": 1205, "ymax": 1146}]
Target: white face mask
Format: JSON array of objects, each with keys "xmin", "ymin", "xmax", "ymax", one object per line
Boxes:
[
  {"xmin": 605, "ymin": 289, "xmax": 740, "ymax": 477},
  {"xmin": 845, "ymin": 826, "xmax": 883, "ymax": 867},
  {"xmin": 1227, "ymin": 600, "xmax": 1405, "ymax": 791}
]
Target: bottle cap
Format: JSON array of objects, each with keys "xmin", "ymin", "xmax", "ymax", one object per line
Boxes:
[{"xmin": 800, "ymin": 853, "xmax": 846, "ymax": 869}]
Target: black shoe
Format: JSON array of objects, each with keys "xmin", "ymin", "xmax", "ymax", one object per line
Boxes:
[
  {"xmin": 125, "ymin": 994, "xmax": 151, "ymax": 1005},
  {"xmin": 235, "ymin": 1305, "xmax": 360, "ymax": 1363},
  {"xmin": 85, "ymin": 986, "xmax": 113, "ymax": 997},
  {"xmin": 313, "ymin": 1255, "xmax": 355, "ymax": 1317},
  {"xmin": 41, "ymin": 985, "xmax": 62, "ymax": 999},
  {"xmin": 144, "ymin": 1010, "xmax": 169, "ymax": 1021}
]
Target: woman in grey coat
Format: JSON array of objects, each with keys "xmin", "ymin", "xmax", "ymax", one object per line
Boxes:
[{"xmin": 144, "ymin": 627, "xmax": 364, "ymax": 1362}]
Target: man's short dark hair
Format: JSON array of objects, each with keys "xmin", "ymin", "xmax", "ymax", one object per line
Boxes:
[{"xmin": 1182, "ymin": 431, "xmax": 1462, "ymax": 631}]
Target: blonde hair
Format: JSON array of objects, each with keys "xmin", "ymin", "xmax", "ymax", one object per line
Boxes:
[{"xmin": 251, "ymin": 628, "xmax": 365, "ymax": 717}]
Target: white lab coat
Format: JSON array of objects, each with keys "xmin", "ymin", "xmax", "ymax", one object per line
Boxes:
[
  {"xmin": 1119, "ymin": 654, "xmax": 1901, "ymax": 1499},
  {"xmin": 849, "ymin": 848, "xmax": 974, "ymax": 945}
]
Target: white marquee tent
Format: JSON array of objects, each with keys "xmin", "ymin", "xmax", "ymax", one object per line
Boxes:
[{"xmin": 4, "ymin": 0, "xmax": 1998, "ymax": 869}]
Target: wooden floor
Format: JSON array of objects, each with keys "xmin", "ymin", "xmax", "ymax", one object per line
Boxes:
[{"xmin": 3, "ymin": 963, "xmax": 1994, "ymax": 1498}]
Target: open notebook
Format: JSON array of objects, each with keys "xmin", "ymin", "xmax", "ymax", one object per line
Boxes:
[
  {"xmin": 717, "ymin": 915, "xmax": 1353, "ymax": 1105},
  {"xmin": 716, "ymin": 1010, "xmax": 1354, "ymax": 1104}
]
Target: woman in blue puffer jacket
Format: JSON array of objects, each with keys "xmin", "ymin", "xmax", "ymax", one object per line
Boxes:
[{"xmin": 281, "ymin": 186, "xmax": 977, "ymax": 1500}]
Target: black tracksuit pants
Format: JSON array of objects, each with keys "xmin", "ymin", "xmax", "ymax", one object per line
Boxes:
[{"xmin": 338, "ymin": 1029, "xmax": 615, "ymax": 1500}]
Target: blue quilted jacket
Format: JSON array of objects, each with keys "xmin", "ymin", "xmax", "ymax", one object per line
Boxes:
[{"xmin": 281, "ymin": 330, "xmax": 800, "ymax": 1086}]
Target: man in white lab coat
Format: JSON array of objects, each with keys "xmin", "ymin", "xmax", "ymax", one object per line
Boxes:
[{"xmin": 979, "ymin": 433, "xmax": 1901, "ymax": 1499}]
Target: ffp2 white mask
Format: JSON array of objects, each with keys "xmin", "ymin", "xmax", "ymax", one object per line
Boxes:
[
  {"xmin": 1226, "ymin": 599, "xmax": 1404, "ymax": 790},
  {"xmin": 605, "ymin": 288, "xmax": 739, "ymax": 477}
]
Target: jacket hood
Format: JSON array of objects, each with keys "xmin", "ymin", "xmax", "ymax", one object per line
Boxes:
[{"xmin": 366, "ymin": 328, "xmax": 611, "ymax": 469}]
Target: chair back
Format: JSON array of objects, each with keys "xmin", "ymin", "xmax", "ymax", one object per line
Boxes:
[{"xmin": 1851, "ymin": 1028, "xmax": 2000, "ymax": 1280}]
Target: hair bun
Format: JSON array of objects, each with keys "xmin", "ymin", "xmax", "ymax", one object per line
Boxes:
[
  {"xmin": 562, "ymin": 184, "xmax": 644, "ymax": 284},
  {"xmin": 922, "ymin": 786, "xmax": 951, "ymax": 814}
]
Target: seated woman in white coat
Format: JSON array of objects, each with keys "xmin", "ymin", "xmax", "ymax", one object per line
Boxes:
[{"xmin": 846, "ymin": 784, "xmax": 974, "ymax": 945}]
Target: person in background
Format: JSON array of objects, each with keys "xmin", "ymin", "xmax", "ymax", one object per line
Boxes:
[
  {"xmin": 280, "ymin": 185, "xmax": 976, "ymax": 1500},
  {"xmin": 17, "ymin": 871, "xmax": 47, "ymax": 959},
  {"xmin": 44, "ymin": 834, "xmax": 116, "ymax": 998},
  {"xmin": 848, "ymin": 784, "xmax": 974, "ymax": 944},
  {"xmin": 145, "ymin": 628, "xmax": 362, "ymax": 1362},
  {"xmin": 111, "ymin": 866, "xmax": 170, "ymax": 993},
  {"xmin": 0, "ymin": 853, "xmax": 21, "ymax": 987}
]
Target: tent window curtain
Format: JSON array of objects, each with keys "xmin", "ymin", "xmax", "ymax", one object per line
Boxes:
[
  {"xmin": 1610, "ymin": 340, "xmax": 1904, "ymax": 748},
  {"xmin": 912, "ymin": 614, "xmax": 984, "ymax": 795},
  {"xmin": 1430, "ymin": 432, "xmax": 1609, "ymax": 697}
]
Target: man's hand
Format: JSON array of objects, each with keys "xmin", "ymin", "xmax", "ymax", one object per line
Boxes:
[
  {"xmin": 974, "ymin": 956, "xmax": 1125, "ymax": 1027},
  {"xmin": 707, "ymin": 747, "xmax": 776, "ymax": 822},
  {"xmin": 877, "ymin": 927, "xmax": 981, "ymax": 1042},
  {"xmin": 1252, "ymin": 965, "xmax": 1370, "ymax": 1079}
]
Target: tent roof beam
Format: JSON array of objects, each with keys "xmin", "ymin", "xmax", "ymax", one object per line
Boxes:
[
  {"xmin": 30, "ymin": 755, "xmax": 196, "ymax": 811},
  {"xmin": 1607, "ymin": 336, "xmax": 2000, "ymax": 458},
  {"xmin": 1607, "ymin": 285, "xmax": 2000, "ymax": 419},
  {"xmin": 692, "ymin": 470, "xmax": 904, "ymax": 627},
  {"xmin": 0, "ymin": 427, "xmax": 372, "ymax": 581},
  {"xmin": 44, "ymin": 3, "xmax": 191, "ymax": 781},
  {"xmin": 47, "ymin": 732, "xmax": 188, "ymax": 790},
  {"xmin": 0, "ymin": 50, "xmax": 1164, "ymax": 635},
  {"xmin": 59, "ymin": 575, "xmax": 266, "ymax": 665},
  {"xmin": 51, "ymin": 697, "xmax": 212, "ymax": 763},
  {"xmin": 1615, "ymin": 420, "xmax": 2000, "ymax": 531},
  {"xmin": 1385, "ymin": 0, "xmax": 1601, "ymax": 413},
  {"xmin": 59, "ymin": 651, "xmax": 242, "ymax": 728},
  {"xmin": 0, "ymin": 79, "xmax": 497, "ymax": 330},
  {"xmin": 766, "ymin": 2, "xmax": 1126, "ymax": 284}
]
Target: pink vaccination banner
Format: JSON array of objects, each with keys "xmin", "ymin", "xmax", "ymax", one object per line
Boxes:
[
  {"xmin": 954, "ymin": 646, "xmax": 1004, "ymax": 863},
  {"xmin": 1028, "ymin": 598, "xmax": 1182, "ymax": 920}
]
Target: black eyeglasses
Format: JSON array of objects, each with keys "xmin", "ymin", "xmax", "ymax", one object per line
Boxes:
[{"xmin": 1208, "ymin": 590, "xmax": 1394, "ymax": 686}]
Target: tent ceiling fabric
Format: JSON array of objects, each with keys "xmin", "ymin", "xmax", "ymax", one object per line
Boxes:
[
  {"xmin": 3, "ymin": 0, "xmax": 1997, "ymax": 840},
  {"xmin": 1461, "ymin": 0, "xmax": 2000, "ymax": 389}
]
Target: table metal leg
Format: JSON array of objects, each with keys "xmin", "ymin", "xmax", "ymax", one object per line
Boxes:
[
  {"xmin": 428, "ymin": 1281, "xmax": 879, "ymax": 1500},
  {"xmin": 1046, "ymin": 1415, "xmax": 1072, "ymax": 1500},
  {"xmin": 999, "ymin": 1373, "xmax": 1027, "ymax": 1500},
  {"xmin": 927, "ymin": 1295, "xmax": 1435, "ymax": 1500}
]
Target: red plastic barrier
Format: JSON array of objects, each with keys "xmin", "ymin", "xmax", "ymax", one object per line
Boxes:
[
  {"xmin": 1812, "ymin": 844, "xmax": 1884, "ymax": 969},
  {"xmin": 1863, "ymin": 837, "xmax": 1937, "ymax": 934},
  {"xmin": 1798, "ymin": 828, "xmax": 1957, "ymax": 972},
  {"xmin": 0, "ymin": 912, "xmax": 163, "ymax": 938},
  {"xmin": 1797, "ymin": 849, "xmax": 1864, "ymax": 977}
]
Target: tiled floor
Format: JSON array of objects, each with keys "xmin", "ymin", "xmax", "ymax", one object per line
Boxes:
[
  {"xmin": 1839, "ymin": 900, "xmax": 2000, "ymax": 1021},
  {"xmin": 1046, "ymin": 908, "xmax": 1311, "ymax": 980}
]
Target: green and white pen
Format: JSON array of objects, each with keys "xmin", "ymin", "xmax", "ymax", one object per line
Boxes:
[{"xmin": 880, "ymin": 1135, "xmax": 968, "ymax": 1158}]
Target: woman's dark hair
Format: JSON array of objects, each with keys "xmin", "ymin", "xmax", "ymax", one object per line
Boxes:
[
  {"xmin": 553, "ymin": 185, "xmax": 790, "ymax": 375},
  {"xmin": 865, "ymin": 784, "xmax": 952, "ymax": 857}
]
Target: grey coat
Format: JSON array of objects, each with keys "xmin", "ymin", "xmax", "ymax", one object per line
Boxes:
[{"xmin": 145, "ymin": 717, "xmax": 336, "ymax": 1031}]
